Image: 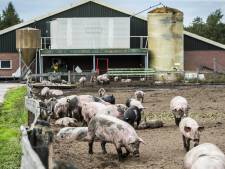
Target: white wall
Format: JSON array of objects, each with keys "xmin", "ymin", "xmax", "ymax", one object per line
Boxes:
[{"xmin": 50, "ymin": 17, "xmax": 130, "ymax": 49}]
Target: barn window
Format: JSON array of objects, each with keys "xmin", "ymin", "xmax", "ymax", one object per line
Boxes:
[{"xmin": 0, "ymin": 60, "xmax": 12, "ymax": 69}]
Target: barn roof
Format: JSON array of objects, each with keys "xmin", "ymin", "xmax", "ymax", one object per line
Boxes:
[
  {"xmin": 0, "ymin": 0, "xmax": 145, "ymax": 35},
  {"xmin": 0, "ymin": 0, "xmax": 225, "ymax": 50}
]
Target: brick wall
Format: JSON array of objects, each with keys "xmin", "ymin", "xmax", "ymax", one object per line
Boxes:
[
  {"xmin": 0, "ymin": 53, "xmax": 19, "ymax": 77},
  {"xmin": 184, "ymin": 51, "xmax": 225, "ymax": 71}
]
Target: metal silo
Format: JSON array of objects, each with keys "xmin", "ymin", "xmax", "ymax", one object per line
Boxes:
[
  {"xmin": 16, "ymin": 27, "xmax": 41, "ymax": 65},
  {"xmin": 148, "ymin": 7, "xmax": 183, "ymax": 71}
]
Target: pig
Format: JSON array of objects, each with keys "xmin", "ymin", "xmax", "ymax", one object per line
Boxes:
[
  {"xmin": 49, "ymin": 89, "xmax": 63, "ymax": 97},
  {"xmin": 79, "ymin": 76, "xmax": 87, "ymax": 87},
  {"xmin": 97, "ymin": 74, "xmax": 110, "ymax": 85},
  {"xmin": 56, "ymin": 127, "xmax": 88, "ymax": 141},
  {"xmin": 41, "ymin": 87, "xmax": 50, "ymax": 97},
  {"xmin": 179, "ymin": 117, "xmax": 204, "ymax": 151},
  {"xmin": 55, "ymin": 117, "xmax": 77, "ymax": 127},
  {"xmin": 53, "ymin": 95, "xmax": 78, "ymax": 119},
  {"xmin": 78, "ymin": 95, "xmax": 110, "ymax": 106},
  {"xmin": 98, "ymin": 88, "xmax": 106, "ymax": 97},
  {"xmin": 170, "ymin": 96, "xmax": 190, "ymax": 126},
  {"xmin": 139, "ymin": 119, "xmax": 163, "ymax": 129},
  {"xmin": 81, "ymin": 102, "xmax": 124, "ymax": 124},
  {"xmin": 67, "ymin": 96, "xmax": 82, "ymax": 120},
  {"xmin": 39, "ymin": 98, "xmax": 57, "ymax": 120},
  {"xmin": 103, "ymin": 104, "xmax": 124, "ymax": 119},
  {"xmin": 54, "ymin": 101, "xmax": 69, "ymax": 119},
  {"xmin": 90, "ymin": 74, "xmax": 97, "ymax": 83},
  {"xmin": 140, "ymin": 78, "xmax": 146, "ymax": 81},
  {"xmin": 123, "ymin": 106, "xmax": 142, "ymax": 128},
  {"xmin": 114, "ymin": 76, "xmax": 119, "ymax": 82},
  {"xmin": 101, "ymin": 95, "xmax": 116, "ymax": 104},
  {"xmin": 41, "ymin": 87, "xmax": 63, "ymax": 98},
  {"xmin": 44, "ymin": 97, "xmax": 57, "ymax": 114},
  {"xmin": 87, "ymin": 114, "xmax": 144, "ymax": 160},
  {"xmin": 121, "ymin": 79, "xmax": 132, "ymax": 83},
  {"xmin": 126, "ymin": 98, "xmax": 145, "ymax": 110},
  {"xmin": 184, "ymin": 143, "xmax": 225, "ymax": 169},
  {"xmin": 134, "ymin": 90, "xmax": 145, "ymax": 103},
  {"xmin": 115, "ymin": 104, "xmax": 128, "ymax": 114},
  {"xmin": 81, "ymin": 102, "xmax": 106, "ymax": 124}
]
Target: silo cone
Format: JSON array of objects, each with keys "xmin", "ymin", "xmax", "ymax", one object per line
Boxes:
[{"xmin": 148, "ymin": 7, "xmax": 183, "ymax": 82}]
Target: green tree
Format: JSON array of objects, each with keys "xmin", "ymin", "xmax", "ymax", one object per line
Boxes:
[
  {"xmin": 185, "ymin": 16, "xmax": 207, "ymax": 37},
  {"xmin": 206, "ymin": 9, "xmax": 224, "ymax": 42},
  {"xmin": 0, "ymin": 14, "xmax": 3, "ymax": 30},
  {"xmin": 185, "ymin": 9, "xmax": 225, "ymax": 44},
  {"xmin": 0, "ymin": 2, "xmax": 22, "ymax": 30}
]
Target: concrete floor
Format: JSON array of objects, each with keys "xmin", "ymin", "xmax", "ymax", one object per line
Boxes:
[{"xmin": 0, "ymin": 83, "xmax": 24, "ymax": 104}]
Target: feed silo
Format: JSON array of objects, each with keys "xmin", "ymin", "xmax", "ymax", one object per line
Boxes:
[
  {"xmin": 147, "ymin": 7, "xmax": 183, "ymax": 71},
  {"xmin": 16, "ymin": 27, "xmax": 41, "ymax": 65}
]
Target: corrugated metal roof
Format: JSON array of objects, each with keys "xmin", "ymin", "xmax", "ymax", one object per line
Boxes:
[
  {"xmin": 184, "ymin": 31, "xmax": 225, "ymax": 50},
  {"xmin": 0, "ymin": 0, "xmax": 146, "ymax": 36}
]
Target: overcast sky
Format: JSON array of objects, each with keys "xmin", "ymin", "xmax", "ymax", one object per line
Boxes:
[{"xmin": 0, "ymin": 0, "xmax": 225, "ymax": 26}]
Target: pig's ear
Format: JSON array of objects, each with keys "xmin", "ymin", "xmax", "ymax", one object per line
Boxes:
[
  {"xmin": 198, "ymin": 126, "xmax": 204, "ymax": 132},
  {"xmin": 184, "ymin": 126, "xmax": 191, "ymax": 132},
  {"xmin": 139, "ymin": 137, "xmax": 145, "ymax": 144}
]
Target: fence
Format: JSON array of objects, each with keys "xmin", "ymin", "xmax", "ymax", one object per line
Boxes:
[
  {"xmin": 20, "ymin": 126, "xmax": 46, "ymax": 169},
  {"xmin": 22, "ymin": 97, "xmax": 54, "ymax": 169},
  {"xmin": 30, "ymin": 71, "xmax": 95, "ymax": 83}
]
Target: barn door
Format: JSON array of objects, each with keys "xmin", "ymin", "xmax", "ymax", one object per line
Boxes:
[{"xmin": 96, "ymin": 58, "xmax": 109, "ymax": 74}]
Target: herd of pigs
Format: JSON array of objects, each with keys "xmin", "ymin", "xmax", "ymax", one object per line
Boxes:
[{"xmin": 35, "ymin": 84, "xmax": 225, "ymax": 169}]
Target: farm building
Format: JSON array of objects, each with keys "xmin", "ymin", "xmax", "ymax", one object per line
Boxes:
[{"xmin": 0, "ymin": 0, "xmax": 225, "ymax": 78}]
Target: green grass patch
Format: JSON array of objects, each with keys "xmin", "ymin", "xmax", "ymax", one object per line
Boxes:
[{"xmin": 0, "ymin": 86, "xmax": 27, "ymax": 169}]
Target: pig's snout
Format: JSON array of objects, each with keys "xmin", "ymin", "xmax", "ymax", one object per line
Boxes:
[{"xmin": 175, "ymin": 117, "xmax": 181, "ymax": 126}]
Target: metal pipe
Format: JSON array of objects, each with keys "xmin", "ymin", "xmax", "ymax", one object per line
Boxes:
[
  {"xmin": 18, "ymin": 48, "xmax": 22, "ymax": 78},
  {"xmin": 93, "ymin": 55, "xmax": 96, "ymax": 71}
]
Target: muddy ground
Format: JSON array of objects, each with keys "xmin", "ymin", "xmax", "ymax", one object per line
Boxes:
[{"xmin": 52, "ymin": 85, "xmax": 225, "ymax": 169}]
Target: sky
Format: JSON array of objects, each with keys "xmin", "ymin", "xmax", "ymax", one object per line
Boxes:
[{"xmin": 0, "ymin": 0, "xmax": 225, "ymax": 26}]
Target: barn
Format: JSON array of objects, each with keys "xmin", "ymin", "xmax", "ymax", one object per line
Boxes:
[{"xmin": 0, "ymin": 0, "xmax": 225, "ymax": 78}]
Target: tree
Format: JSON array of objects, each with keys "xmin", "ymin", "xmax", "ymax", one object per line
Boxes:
[
  {"xmin": 185, "ymin": 9, "xmax": 225, "ymax": 44},
  {"xmin": 185, "ymin": 17, "xmax": 206, "ymax": 37},
  {"xmin": 0, "ymin": 14, "xmax": 3, "ymax": 30},
  {"xmin": 0, "ymin": 2, "xmax": 22, "ymax": 30}
]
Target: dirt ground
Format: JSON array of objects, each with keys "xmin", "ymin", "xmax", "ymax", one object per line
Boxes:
[{"xmin": 52, "ymin": 85, "xmax": 225, "ymax": 169}]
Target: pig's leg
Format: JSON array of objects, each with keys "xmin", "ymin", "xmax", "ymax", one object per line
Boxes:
[
  {"xmin": 182, "ymin": 135, "xmax": 187, "ymax": 149},
  {"xmin": 101, "ymin": 141, "xmax": 107, "ymax": 154},
  {"xmin": 136, "ymin": 119, "xmax": 141, "ymax": 129},
  {"xmin": 186, "ymin": 138, "xmax": 191, "ymax": 152},
  {"xmin": 124, "ymin": 147, "xmax": 130, "ymax": 157},
  {"xmin": 82, "ymin": 120, "xmax": 87, "ymax": 127},
  {"xmin": 115, "ymin": 145, "xmax": 123, "ymax": 161},
  {"xmin": 88, "ymin": 138, "xmax": 95, "ymax": 154}
]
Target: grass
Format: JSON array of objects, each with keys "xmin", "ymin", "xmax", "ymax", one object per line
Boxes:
[{"xmin": 0, "ymin": 86, "xmax": 27, "ymax": 169}]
